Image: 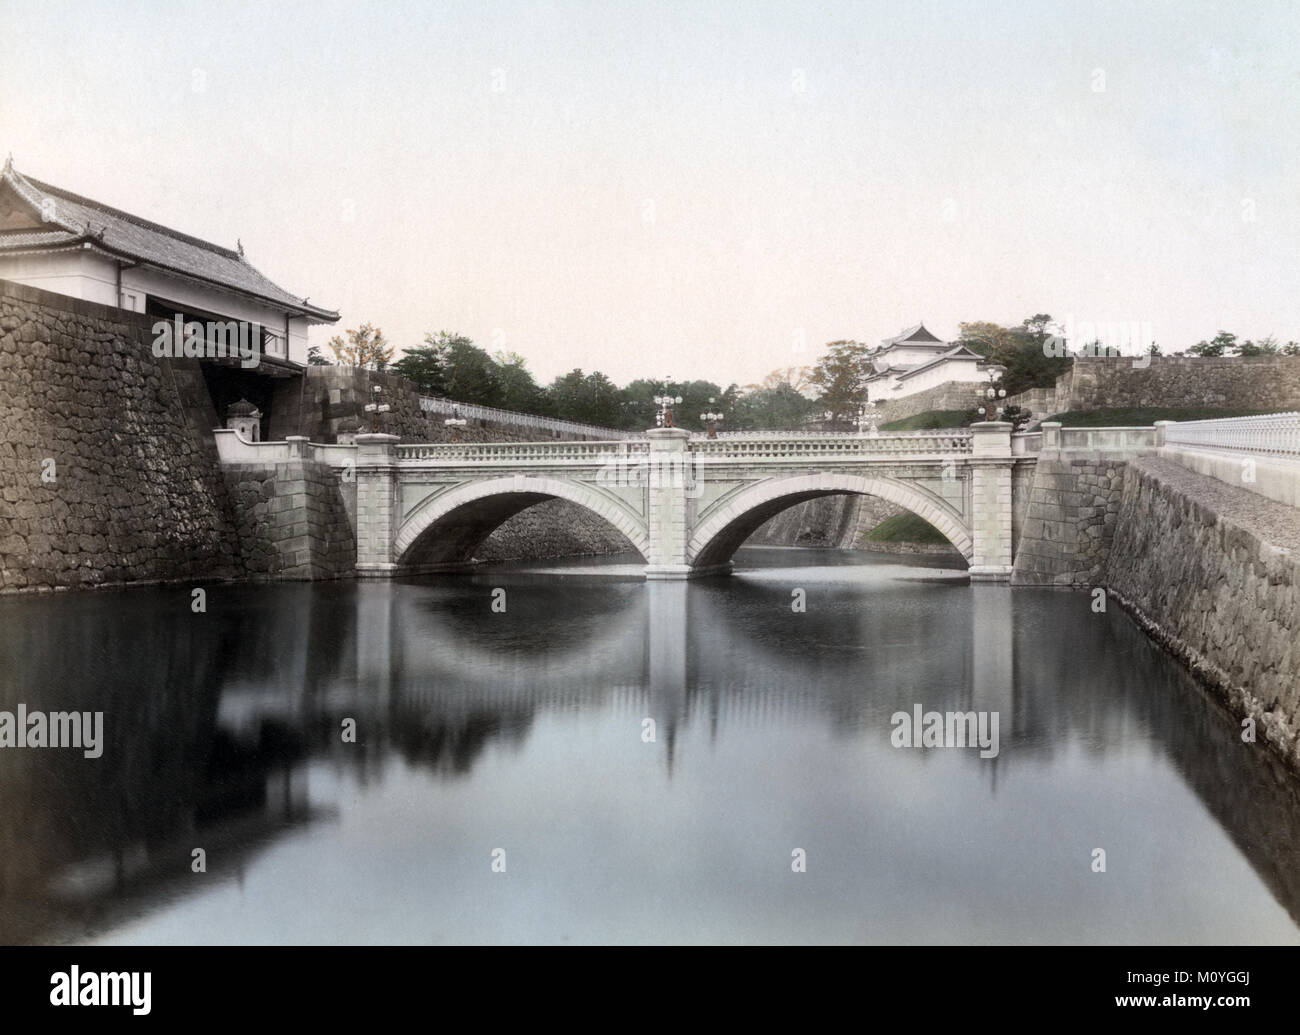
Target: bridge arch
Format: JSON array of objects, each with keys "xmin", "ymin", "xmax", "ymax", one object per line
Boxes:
[
  {"xmin": 686, "ymin": 473, "xmax": 972, "ymax": 569},
  {"xmin": 394, "ymin": 474, "xmax": 650, "ymax": 567}
]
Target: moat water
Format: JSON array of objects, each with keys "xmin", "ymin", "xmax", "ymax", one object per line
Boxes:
[{"xmin": 2, "ymin": 547, "xmax": 1298, "ymax": 944}]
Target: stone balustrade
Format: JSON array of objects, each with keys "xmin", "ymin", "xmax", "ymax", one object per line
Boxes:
[
  {"xmin": 396, "ymin": 440, "xmax": 649, "ymax": 464},
  {"xmin": 689, "ymin": 432, "xmax": 974, "ymax": 458},
  {"xmin": 1161, "ymin": 411, "xmax": 1300, "ymax": 461}
]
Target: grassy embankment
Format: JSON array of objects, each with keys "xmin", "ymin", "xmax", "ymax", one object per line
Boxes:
[{"xmin": 862, "ymin": 512, "xmax": 949, "ymax": 545}]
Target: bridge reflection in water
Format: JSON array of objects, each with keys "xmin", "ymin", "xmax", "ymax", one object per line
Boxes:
[{"xmin": 1, "ymin": 549, "xmax": 1298, "ymax": 943}]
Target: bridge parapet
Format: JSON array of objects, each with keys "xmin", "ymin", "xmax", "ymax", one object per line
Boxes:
[
  {"xmin": 689, "ymin": 431, "xmax": 973, "ymax": 458},
  {"xmin": 395, "ymin": 440, "xmax": 648, "ymax": 464},
  {"xmin": 1157, "ymin": 412, "xmax": 1300, "ymax": 509},
  {"xmin": 1161, "ymin": 411, "xmax": 1300, "ymax": 461},
  {"xmin": 1039, "ymin": 423, "xmax": 1158, "ymax": 458}
]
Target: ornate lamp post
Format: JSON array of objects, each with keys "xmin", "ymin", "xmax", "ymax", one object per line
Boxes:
[
  {"xmin": 364, "ymin": 384, "xmax": 391, "ymax": 432},
  {"xmin": 654, "ymin": 384, "xmax": 683, "ymax": 428},
  {"xmin": 976, "ymin": 373, "xmax": 1007, "ymax": 421},
  {"xmin": 443, "ymin": 404, "xmax": 468, "ymax": 443},
  {"xmin": 700, "ymin": 399, "xmax": 724, "ymax": 439},
  {"xmin": 855, "ymin": 398, "xmax": 879, "ymax": 437}
]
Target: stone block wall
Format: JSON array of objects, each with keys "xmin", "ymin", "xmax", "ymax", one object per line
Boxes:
[
  {"xmin": 0, "ymin": 280, "xmax": 245, "ymax": 592},
  {"xmin": 221, "ymin": 460, "xmax": 355, "ymax": 579},
  {"xmin": 1105, "ymin": 457, "xmax": 1300, "ymax": 769},
  {"xmin": 875, "ymin": 381, "xmax": 983, "ymax": 423},
  {"xmin": 1065, "ymin": 355, "xmax": 1300, "ymax": 411},
  {"xmin": 1010, "ymin": 458, "xmax": 1126, "ymax": 586},
  {"xmin": 746, "ymin": 495, "xmax": 890, "ymax": 548},
  {"xmin": 472, "ymin": 499, "xmax": 637, "ymax": 562}
]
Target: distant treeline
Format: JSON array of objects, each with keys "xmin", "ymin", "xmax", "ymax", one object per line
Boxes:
[{"xmin": 308, "ymin": 316, "xmax": 1297, "ymax": 431}]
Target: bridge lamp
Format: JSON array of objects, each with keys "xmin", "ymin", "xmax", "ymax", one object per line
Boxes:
[
  {"xmin": 443, "ymin": 415, "xmax": 468, "ymax": 443},
  {"xmin": 855, "ymin": 403, "xmax": 880, "ymax": 437},
  {"xmin": 700, "ymin": 410, "xmax": 724, "ymax": 439},
  {"xmin": 654, "ymin": 393, "xmax": 683, "ymax": 428},
  {"xmin": 364, "ymin": 385, "xmax": 391, "ymax": 432}
]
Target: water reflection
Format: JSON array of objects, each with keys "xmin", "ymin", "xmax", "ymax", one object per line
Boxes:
[{"xmin": 0, "ymin": 548, "xmax": 1298, "ymax": 944}]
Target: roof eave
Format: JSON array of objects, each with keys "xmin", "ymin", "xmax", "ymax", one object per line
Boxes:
[{"xmin": 1, "ymin": 236, "xmax": 339, "ymax": 321}]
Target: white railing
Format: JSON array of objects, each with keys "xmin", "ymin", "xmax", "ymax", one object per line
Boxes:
[
  {"xmin": 1163, "ymin": 412, "xmax": 1300, "ymax": 461},
  {"xmin": 397, "ymin": 440, "xmax": 649, "ymax": 463},
  {"xmin": 417, "ymin": 396, "xmax": 630, "ymax": 440},
  {"xmin": 1012, "ymin": 432, "xmax": 1043, "ymax": 455},
  {"xmin": 689, "ymin": 432, "xmax": 973, "ymax": 457}
]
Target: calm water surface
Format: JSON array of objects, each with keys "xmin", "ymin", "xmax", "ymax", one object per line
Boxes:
[{"xmin": 2, "ymin": 547, "xmax": 1298, "ymax": 945}]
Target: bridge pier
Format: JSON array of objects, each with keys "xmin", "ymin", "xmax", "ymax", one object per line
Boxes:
[
  {"xmin": 354, "ymin": 433, "xmax": 401, "ymax": 576},
  {"xmin": 643, "ymin": 427, "xmax": 697, "ymax": 580},
  {"xmin": 967, "ymin": 422, "xmax": 1014, "ymax": 582}
]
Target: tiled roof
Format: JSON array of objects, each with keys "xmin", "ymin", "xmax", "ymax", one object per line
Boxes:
[
  {"xmin": 895, "ymin": 344, "xmax": 997, "ymax": 381},
  {"xmin": 0, "ymin": 158, "xmax": 338, "ymax": 322},
  {"xmin": 880, "ymin": 322, "xmax": 947, "ymax": 347}
]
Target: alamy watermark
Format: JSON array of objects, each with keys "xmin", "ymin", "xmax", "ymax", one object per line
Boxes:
[
  {"xmin": 1043, "ymin": 315, "xmax": 1156, "ymax": 367},
  {"xmin": 151, "ymin": 315, "xmax": 261, "ymax": 369},
  {"xmin": 891, "ymin": 703, "xmax": 1000, "ymax": 758},
  {"xmin": 0, "ymin": 704, "xmax": 103, "ymax": 758},
  {"xmin": 596, "ymin": 448, "xmax": 707, "ymax": 498},
  {"xmin": 50, "ymin": 966, "xmax": 150, "ymax": 1015}
]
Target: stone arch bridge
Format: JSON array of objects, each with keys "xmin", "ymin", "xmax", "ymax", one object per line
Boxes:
[{"xmin": 348, "ymin": 424, "xmax": 1034, "ymax": 581}]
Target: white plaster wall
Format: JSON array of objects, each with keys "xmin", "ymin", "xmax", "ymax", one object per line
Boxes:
[
  {"xmin": 123, "ymin": 267, "xmax": 299, "ymax": 362},
  {"xmin": 0, "ymin": 249, "xmax": 119, "ymax": 306}
]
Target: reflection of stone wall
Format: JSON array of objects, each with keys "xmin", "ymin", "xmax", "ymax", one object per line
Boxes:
[
  {"xmin": 0, "ymin": 280, "xmax": 244, "ymax": 592},
  {"xmin": 1105, "ymin": 457, "xmax": 1300, "ymax": 771}
]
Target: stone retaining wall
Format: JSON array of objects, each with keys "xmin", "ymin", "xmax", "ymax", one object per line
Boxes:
[
  {"xmin": 1010, "ymin": 458, "xmax": 1126, "ymax": 586},
  {"xmin": 1105, "ymin": 457, "xmax": 1300, "ymax": 769},
  {"xmin": 0, "ymin": 280, "xmax": 245, "ymax": 592},
  {"xmin": 221, "ymin": 460, "xmax": 355, "ymax": 579},
  {"xmin": 1065, "ymin": 355, "xmax": 1300, "ymax": 412},
  {"xmin": 875, "ymin": 381, "xmax": 981, "ymax": 423},
  {"xmin": 472, "ymin": 499, "xmax": 638, "ymax": 562}
]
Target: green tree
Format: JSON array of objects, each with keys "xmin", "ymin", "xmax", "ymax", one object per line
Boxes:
[
  {"xmin": 1190, "ymin": 331, "xmax": 1236, "ymax": 357},
  {"xmin": 430, "ymin": 332, "xmax": 503, "ymax": 405},
  {"xmin": 809, "ymin": 340, "xmax": 873, "ymax": 425},
  {"xmin": 547, "ymin": 369, "xmax": 622, "ymax": 426},
  {"xmin": 494, "ymin": 350, "xmax": 545, "ymax": 412},
  {"xmin": 391, "ymin": 343, "xmax": 447, "ymax": 394},
  {"xmin": 959, "ymin": 315, "xmax": 1070, "ymax": 397},
  {"xmin": 306, "ymin": 345, "xmax": 331, "ymax": 366},
  {"xmin": 1236, "ymin": 335, "xmax": 1279, "ymax": 357},
  {"xmin": 729, "ymin": 383, "xmax": 819, "ymax": 430}
]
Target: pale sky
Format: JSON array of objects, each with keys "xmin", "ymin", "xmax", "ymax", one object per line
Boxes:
[{"xmin": 2, "ymin": 0, "xmax": 1297, "ymax": 387}]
